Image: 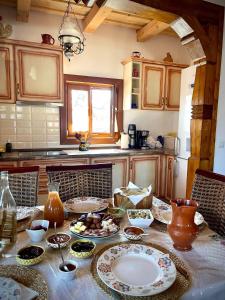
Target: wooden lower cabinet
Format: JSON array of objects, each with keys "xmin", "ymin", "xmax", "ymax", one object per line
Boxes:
[
  {"xmin": 130, "ymin": 155, "xmax": 161, "ymax": 196},
  {"xmin": 91, "ymin": 157, "xmax": 129, "ymax": 191},
  {"xmin": 164, "ymin": 155, "xmax": 175, "ymax": 201},
  {"xmin": 0, "ymin": 161, "xmax": 18, "ymax": 168},
  {"xmin": 19, "ymin": 158, "xmax": 90, "ymax": 194}
]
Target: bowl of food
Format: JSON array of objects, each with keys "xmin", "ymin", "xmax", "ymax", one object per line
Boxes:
[
  {"xmin": 123, "ymin": 226, "xmax": 145, "ymax": 241},
  {"xmin": 58, "ymin": 259, "xmax": 78, "ymax": 281},
  {"xmin": 26, "ymin": 219, "xmax": 49, "ymax": 243},
  {"xmin": 16, "ymin": 245, "xmax": 45, "ymax": 266},
  {"xmin": 127, "ymin": 209, "xmax": 154, "ymax": 228},
  {"xmin": 70, "ymin": 239, "xmax": 96, "ymax": 259},
  {"xmin": 107, "ymin": 207, "xmax": 125, "ymax": 224},
  {"xmin": 46, "ymin": 233, "xmax": 71, "ymax": 249}
]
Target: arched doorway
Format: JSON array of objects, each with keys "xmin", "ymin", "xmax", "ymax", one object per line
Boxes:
[{"xmin": 131, "ymin": 0, "xmax": 224, "ymax": 197}]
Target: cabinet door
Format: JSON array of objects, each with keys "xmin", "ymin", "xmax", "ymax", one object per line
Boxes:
[
  {"xmin": 130, "ymin": 155, "xmax": 161, "ymax": 196},
  {"xmin": 165, "ymin": 67, "xmax": 181, "ymax": 110},
  {"xmin": 0, "ymin": 44, "xmax": 15, "ymax": 103},
  {"xmin": 15, "ymin": 45, "xmax": 63, "ymax": 103},
  {"xmin": 165, "ymin": 156, "xmax": 175, "ymax": 200},
  {"xmin": 91, "ymin": 157, "xmax": 129, "ymax": 192},
  {"xmin": 0, "ymin": 161, "xmax": 17, "ymax": 168},
  {"xmin": 141, "ymin": 63, "xmax": 165, "ymax": 110},
  {"xmin": 19, "ymin": 158, "xmax": 89, "ymax": 194}
]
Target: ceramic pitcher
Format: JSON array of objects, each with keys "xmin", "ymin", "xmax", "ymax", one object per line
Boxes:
[{"xmin": 167, "ymin": 199, "xmax": 198, "ymax": 251}]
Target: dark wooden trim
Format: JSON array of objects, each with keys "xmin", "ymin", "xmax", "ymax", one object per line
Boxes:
[
  {"xmin": 196, "ymin": 169, "xmax": 225, "ymax": 183},
  {"xmin": 192, "ymin": 104, "xmax": 213, "ymax": 119},
  {"xmin": 46, "ymin": 163, "xmax": 113, "ymax": 172},
  {"xmin": 60, "ymin": 74, "xmax": 123, "ymax": 145},
  {"xmin": 0, "ymin": 166, "xmax": 39, "ymax": 174}
]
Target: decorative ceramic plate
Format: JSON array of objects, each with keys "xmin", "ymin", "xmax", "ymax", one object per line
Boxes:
[
  {"xmin": 64, "ymin": 197, "xmax": 109, "ymax": 213},
  {"xmin": 97, "ymin": 244, "xmax": 176, "ymax": 296},
  {"xmin": 0, "ymin": 265, "xmax": 48, "ymax": 300},
  {"xmin": 152, "ymin": 197, "xmax": 204, "ymax": 226},
  {"xmin": 17, "ymin": 206, "xmax": 37, "ymax": 221},
  {"xmin": 0, "ymin": 277, "xmax": 21, "ymax": 300}
]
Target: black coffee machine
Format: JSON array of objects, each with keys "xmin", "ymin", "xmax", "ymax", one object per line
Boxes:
[
  {"xmin": 128, "ymin": 124, "xmax": 136, "ymax": 149},
  {"xmin": 136, "ymin": 130, "xmax": 150, "ymax": 149}
]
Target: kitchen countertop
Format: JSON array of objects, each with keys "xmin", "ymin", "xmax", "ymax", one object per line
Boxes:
[{"xmin": 0, "ymin": 148, "xmax": 176, "ymax": 161}]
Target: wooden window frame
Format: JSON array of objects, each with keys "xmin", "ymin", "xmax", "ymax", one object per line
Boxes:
[{"xmin": 60, "ymin": 74, "xmax": 123, "ymax": 145}]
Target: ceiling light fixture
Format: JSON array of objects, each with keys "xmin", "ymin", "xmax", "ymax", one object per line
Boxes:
[{"xmin": 58, "ymin": 0, "xmax": 85, "ymax": 61}]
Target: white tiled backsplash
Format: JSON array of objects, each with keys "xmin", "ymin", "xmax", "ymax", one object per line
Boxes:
[{"xmin": 0, "ymin": 104, "xmax": 60, "ymax": 149}]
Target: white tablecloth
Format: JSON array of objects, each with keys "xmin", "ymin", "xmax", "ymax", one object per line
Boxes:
[{"xmin": 1, "ymin": 217, "xmax": 225, "ymax": 300}]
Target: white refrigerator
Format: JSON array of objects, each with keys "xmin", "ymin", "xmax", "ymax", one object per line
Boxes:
[{"xmin": 174, "ymin": 65, "xmax": 197, "ymax": 198}]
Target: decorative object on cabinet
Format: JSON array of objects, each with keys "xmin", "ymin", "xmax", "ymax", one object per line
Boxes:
[
  {"xmin": 75, "ymin": 132, "xmax": 90, "ymax": 151},
  {"xmin": 58, "ymin": 0, "xmax": 85, "ymax": 61},
  {"xmin": 0, "ymin": 17, "xmax": 12, "ymax": 38},
  {"xmin": 163, "ymin": 52, "xmax": 173, "ymax": 63},
  {"xmin": 41, "ymin": 34, "xmax": 55, "ymax": 45},
  {"xmin": 132, "ymin": 51, "xmax": 141, "ymax": 58}
]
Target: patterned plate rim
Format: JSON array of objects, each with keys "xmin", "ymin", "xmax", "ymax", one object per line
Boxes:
[
  {"xmin": 64, "ymin": 197, "xmax": 109, "ymax": 213},
  {"xmin": 96, "ymin": 244, "xmax": 176, "ymax": 296},
  {"xmin": 152, "ymin": 198, "xmax": 204, "ymax": 226},
  {"xmin": 0, "ymin": 265, "xmax": 48, "ymax": 300},
  {"xmin": 17, "ymin": 207, "xmax": 38, "ymax": 221}
]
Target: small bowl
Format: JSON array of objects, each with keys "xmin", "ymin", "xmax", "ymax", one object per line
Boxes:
[
  {"xmin": 26, "ymin": 219, "xmax": 49, "ymax": 243},
  {"xmin": 46, "ymin": 232, "xmax": 71, "ymax": 249},
  {"xmin": 123, "ymin": 226, "xmax": 144, "ymax": 241},
  {"xmin": 16, "ymin": 245, "xmax": 45, "ymax": 266},
  {"xmin": 70, "ymin": 239, "xmax": 96, "ymax": 259},
  {"xmin": 127, "ymin": 209, "xmax": 154, "ymax": 228},
  {"xmin": 58, "ymin": 259, "xmax": 78, "ymax": 281},
  {"xmin": 107, "ymin": 207, "xmax": 125, "ymax": 223}
]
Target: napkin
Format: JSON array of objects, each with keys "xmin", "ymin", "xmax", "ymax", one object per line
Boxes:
[{"xmin": 114, "ymin": 182, "xmax": 152, "ymax": 206}]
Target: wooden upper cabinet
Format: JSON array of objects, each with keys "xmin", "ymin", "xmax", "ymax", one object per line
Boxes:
[
  {"xmin": 165, "ymin": 67, "xmax": 181, "ymax": 111},
  {"xmin": 142, "ymin": 63, "xmax": 165, "ymax": 110},
  {"xmin": 15, "ymin": 45, "xmax": 63, "ymax": 103},
  {"xmin": 0, "ymin": 44, "xmax": 15, "ymax": 103}
]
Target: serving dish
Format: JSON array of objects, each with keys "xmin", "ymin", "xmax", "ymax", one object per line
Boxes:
[
  {"xmin": 64, "ymin": 197, "xmax": 109, "ymax": 214},
  {"xmin": 70, "ymin": 213, "xmax": 119, "ymax": 239},
  {"xmin": 123, "ymin": 226, "xmax": 145, "ymax": 240},
  {"xmin": 46, "ymin": 233, "xmax": 71, "ymax": 249},
  {"xmin": 58, "ymin": 260, "xmax": 78, "ymax": 280},
  {"xmin": 16, "ymin": 245, "xmax": 45, "ymax": 266},
  {"xmin": 127, "ymin": 209, "xmax": 154, "ymax": 228},
  {"xmin": 17, "ymin": 206, "xmax": 37, "ymax": 221},
  {"xmin": 70, "ymin": 239, "xmax": 96, "ymax": 259},
  {"xmin": 97, "ymin": 243, "xmax": 176, "ymax": 297},
  {"xmin": 26, "ymin": 219, "xmax": 49, "ymax": 243},
  {"xmin": 152, "ymin": 197, "xmax": 204, "ymax": 226}
]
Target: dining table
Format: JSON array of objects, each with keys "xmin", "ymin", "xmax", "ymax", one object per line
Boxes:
[{"xmin": 1, "ymin": 206, "xmax": 225, "ymax": 300}]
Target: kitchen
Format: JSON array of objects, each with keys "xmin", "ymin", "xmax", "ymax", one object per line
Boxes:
[{"xmin": 0, "ymin": 0, "xmax": 221, "ymax": 204}]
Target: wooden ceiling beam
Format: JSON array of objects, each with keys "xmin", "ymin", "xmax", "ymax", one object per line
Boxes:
[
  {"xmin": 137, "ymin": 20, "xmax": 170, "ymax": 42},
  {"xmin": 17, "ymin": 0, "xmax": 31, "ymax": 22},
  {"xmin": 83, "ymin": 2, "xmax": 112, "ymax": 33}
]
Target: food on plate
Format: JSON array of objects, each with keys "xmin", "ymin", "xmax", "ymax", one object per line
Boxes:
[{"xmin": 70, "ymin": 212, "xmax": 119, "ymax": 236}]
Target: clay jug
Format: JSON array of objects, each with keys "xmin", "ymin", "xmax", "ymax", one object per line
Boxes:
[
  {"xmin": 167, "ymin": 199, "xmax": 198, "ymax": 251},
  {"xmin": 41, "ymin": 34, "xmax": 55, "ymax": 45}
]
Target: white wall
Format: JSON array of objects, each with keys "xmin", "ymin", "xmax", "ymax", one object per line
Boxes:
[{"xmin": 0, "ymin": 5, "xmax": 190, "ymax": 148}]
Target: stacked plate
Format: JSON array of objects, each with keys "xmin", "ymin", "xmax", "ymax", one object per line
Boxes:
[{"xmin": 96, "ymin": 243, "xmax": 176, "ymax": 297}]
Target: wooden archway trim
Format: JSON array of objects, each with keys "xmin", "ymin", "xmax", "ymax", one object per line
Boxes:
[{"xmin": 130, "ymin": 0, "xmax": 224, "ymax": 197}]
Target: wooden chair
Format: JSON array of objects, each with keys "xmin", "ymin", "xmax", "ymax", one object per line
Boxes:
[
  {"xmin": 46, "ymin": 164, "xmax": 112, "ymax": 202},
  {"xmin": 0, "ymin": 166, "xmax": 39, "ymax": 207},
  {"xmin": 191, "ymin": 169, "xmax": 225, "ymax": 236}
]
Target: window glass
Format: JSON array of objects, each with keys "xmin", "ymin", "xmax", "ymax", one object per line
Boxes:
[
  {"xmin": 91, "ymin": 88, "xmax": 111, "ymax": 133},
  {"xmin": 71, "ymin": 89, "xmax": 89, "ymax": 132}
]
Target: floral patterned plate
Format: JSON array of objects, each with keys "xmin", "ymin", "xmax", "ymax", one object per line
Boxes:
[
  {"xmin": 64, "ymin": 197, "xmax": 109, "ymax": 213},
  {"xmin": 97, "ymin": 243, "xmax": 176, "ymax": 296},
  {"xmin": 17, "ymin": 206, "xmax": 36, "ymax": 221},
  {"xmin": 151, "ymin": 197, "xmax": 204, "ymax": 226}
]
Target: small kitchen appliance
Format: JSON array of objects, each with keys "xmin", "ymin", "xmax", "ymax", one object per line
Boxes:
[
  {"xmin": 128, "ymin": 124, "xmax": 136, "ymax": 149},
  {"xmin": 136, "ymin": 130, "xmax": 150, "ymax": 149}
]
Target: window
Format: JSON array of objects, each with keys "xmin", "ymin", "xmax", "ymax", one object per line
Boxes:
[{"xmin": 60, "ymin": 75, "xmax": 123, "ymax": 144}]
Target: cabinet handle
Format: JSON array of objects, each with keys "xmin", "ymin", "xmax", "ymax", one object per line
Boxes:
[
  {"xmin": 165, "ymin": 97, "xmax": 168, "ymax": 106},
  {"xmin": 16, "ymin": 83, "xmax": 20, "ymax": 95},
  {"xmin": 161, "ymin": 97, "xmax": 165, "ymax": 105},
  {"xmin": 130, "ymin": 161, "xmax": 133, "ymax": 170}
]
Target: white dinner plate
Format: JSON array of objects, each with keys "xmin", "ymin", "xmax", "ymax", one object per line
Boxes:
[
  {"xmin": 97, "ymin": 244, "xmax": 176, "ymax": 296},
  {"xmin": 151, "ymin": 197, "xmax": 204, "ymax": 226},
  {"xmin": 64, "ymin": 197, "xmax": 109, "ymax": 213}
]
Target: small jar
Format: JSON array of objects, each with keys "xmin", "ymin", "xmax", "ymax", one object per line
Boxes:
[{"xmin": 79, "ymin": 141, "xmax": 89, "ymax": 151}]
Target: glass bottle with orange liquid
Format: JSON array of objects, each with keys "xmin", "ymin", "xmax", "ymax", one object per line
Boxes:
[{"xmin": 44, "ymin": 182, "xmax": 64, "ymax": 227}]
